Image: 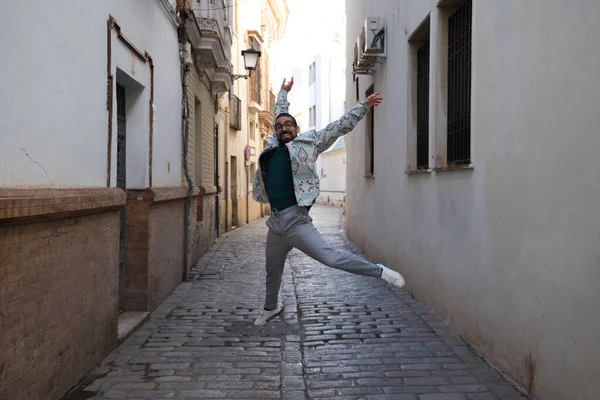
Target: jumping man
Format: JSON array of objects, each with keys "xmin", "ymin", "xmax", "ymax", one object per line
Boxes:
[{"xmin": 251, "ymin": 77, "xmax": 406, "ymax": 326}]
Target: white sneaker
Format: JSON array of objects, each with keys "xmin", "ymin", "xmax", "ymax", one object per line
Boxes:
[
  {"xmin": 254, "ymin": 304, "xmax": 284, "ymax": 326},
  {"xmin": 378, "ymin": 264, "xmax": 405, "ymax": 289}
]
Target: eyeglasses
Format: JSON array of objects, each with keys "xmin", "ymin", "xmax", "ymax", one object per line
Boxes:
[{"xmin": 274, "ymin": 121, "xmax": 296, "ymax": 132}]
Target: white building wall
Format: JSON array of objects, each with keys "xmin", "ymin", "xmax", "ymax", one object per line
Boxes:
[
  {"xmin": 345, "ymin": 1, "xmax": 600, "ymax": 399},
  {"xmin": 317, "ymin": 147, "xmax": 346, "ymax": 206},
  {"xmin": 0, "ymin": 0, "xmax": 182, "ymax": 188}
]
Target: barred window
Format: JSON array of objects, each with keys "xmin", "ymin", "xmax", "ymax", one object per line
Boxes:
[
  {"xmin": 416, "ymin": 39, "xmax": 430, "ymax": 169},
  {"xmin": 447, "ymin": 0, "xmax": 472, "ymax": 165}
]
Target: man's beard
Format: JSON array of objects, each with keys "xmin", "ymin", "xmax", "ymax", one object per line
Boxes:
[{"xmin": 278, "ymin": 131, "xmax": 293, "ymax": 144}]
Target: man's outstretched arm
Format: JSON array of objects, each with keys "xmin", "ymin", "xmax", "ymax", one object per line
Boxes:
[
  {"xmin": 315, "ymin": 92, "xmax": 383, "ymax": 154},
  {"xmin": 273, "ymin": 77, "xmax": 294, "ymax": 123}
]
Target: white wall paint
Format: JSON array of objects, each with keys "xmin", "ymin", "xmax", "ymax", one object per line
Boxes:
[
  {"xmin": 345, "ymin": 1, "xmax": 600, "ymax": 399},
  {"xmin": 320, "ymin": 146, "xmax": 346, "ymax": 192},
  {"xmin": 0, "ymin": 0, "xmax": 182, "ymax": 188}
]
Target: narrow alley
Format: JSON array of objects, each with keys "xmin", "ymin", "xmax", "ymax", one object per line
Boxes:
[{"xmin": 66, "ymin": 205, "xmax": 527, "ymax": 400}]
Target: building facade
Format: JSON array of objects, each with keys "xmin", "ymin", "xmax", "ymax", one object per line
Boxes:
[
  {"xmin": 345, "ymin": 1, "xmax": 600, "ymax": 399},
  {"xmin": 316, "ymin": 137, "xmax": 347, "ymax": 207},
  {"xmin": 0, "ymin": 0, "xmax": 232, "ymax": 398},
  {"xmin": 224, "ymin": 0, "xmax": 289, "ymax": 228},
  {"xmin": 179, "ymin": 0, "xmax": 233, "ymax": 266},
  {"xmin": 308, "ymin": 28, "xmax": 347, "ymax": 207}
]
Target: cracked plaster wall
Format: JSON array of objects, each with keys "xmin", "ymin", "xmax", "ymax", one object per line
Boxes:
[{"xmin": 0, "ymin": 0, "xmax": 182, "ymax": 188}]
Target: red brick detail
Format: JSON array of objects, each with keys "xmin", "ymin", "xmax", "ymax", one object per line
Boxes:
[
  {"xmin": 189, "ymin": 188, "xmax": 218, "ymax": 268},
  {"xmin": 196, "ymin": 186, "xmax": 206, "ymax": 222},
  {"xmin": 124, "ymin": 189, "xmax": 153, "ymax": 311},
  {"xmin": 152, "ymin": 187, "xmax": 189, "ymax": 204},
  {"xmin": 124, "ymin": 187, "xmax": 188, "ymax": 311},
  {"xmin": 0, "ymin": 211, "xmax": 119, "ymax": 400},
  {"xmin": 0, "ymin": 188, "xmax": 125, "ymax": 226},
  {"xmin": 148, "ymin": 201, "xmax": 184, "ymax": 310}
]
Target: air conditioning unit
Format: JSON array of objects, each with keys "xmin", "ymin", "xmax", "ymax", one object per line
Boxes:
[
  {"xmin": 362, "ymin": 17, "xmax": 386, "ymax": 57},
  {"xmin": 352, "ymin": 17, "xmax": 386, "ymax": 76},
  {"xmin": 354, "ymin": 38, "xmax": 372, "ymax": 69},
  {"xmin": 353, "ymin": 38, "xmax": 375, "ymax": 76}
]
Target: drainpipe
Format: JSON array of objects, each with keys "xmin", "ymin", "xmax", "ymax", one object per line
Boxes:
[{"xmin": 180, "ymin": 47, "xmax": 193, "ymax": 281}]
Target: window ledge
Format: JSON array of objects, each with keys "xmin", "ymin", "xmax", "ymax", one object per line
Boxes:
[
  {"xmin": 364, "ymin": 174, "xmax": 375, "ymax": 179},
  {"xmin": 432, "ymin": 163, "xmax": 474, "ymax": 172},
  {"xmin": 406, "ymin": 168, "xmax": 432, "ymax": 175}
]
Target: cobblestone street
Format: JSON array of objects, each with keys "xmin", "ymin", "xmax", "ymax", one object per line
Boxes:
[{"xmin": 67, "ymin": 205, "xmax": 527, "ymax": 400}]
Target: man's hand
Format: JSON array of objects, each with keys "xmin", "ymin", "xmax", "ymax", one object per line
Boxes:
[
  {"xmin": 281, "ymin": 77, "xmax": 294, "ymax": 92},
  {"xmin": 364, "ymin": 92, "xmax": 383, "ymax": 108}
]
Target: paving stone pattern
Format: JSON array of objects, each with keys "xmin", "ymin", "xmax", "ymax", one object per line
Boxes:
[{"xmin": 66, "ymin": 205, "xmax": 528, "ymax": 400}]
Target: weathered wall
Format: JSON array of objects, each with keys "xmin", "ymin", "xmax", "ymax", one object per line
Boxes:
[
  {"xmin": 345, "ymin": 1, "xmax": 600, "ymax": 399},
  {"xmin": 0, "ymin": 190, "xmax": 123, "ymax": 400},
  {"xmin": 0, "ymin": 0, "xmax": 182, "ymax": 188}
]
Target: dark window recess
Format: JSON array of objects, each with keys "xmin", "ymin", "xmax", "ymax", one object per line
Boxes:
[
  {"xmin": 447, "ymin": 0, "xmax": 472, "ymax": 165},
  {"xmin": 416, "ymin": 40, "xmax": 430, "ymax": 169},
  {"xmin": 249, "ymin": 37, "xmax": 262, "ymax": 104},
  {"xmin": 366, "ymin": 84, "xmax": 375, "ymax": 176},
  {"xmin": 116, "ymin": 83, "xmax": 126, "ymax": 190},
  {"xmin": 229, "ymin": 94, "xmax": 241, "ymax": 130},
  {"xmin": 269, "ymin": 90, "xmax": 276, "ymax": 112},
  {"xmin": 115, "ymin": 82, "xmax": 126, "ymax": 315}
]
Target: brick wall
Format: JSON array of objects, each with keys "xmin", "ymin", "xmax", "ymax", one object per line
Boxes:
[
  {"xmin": 124, "ymin": 190, "xmax": 152, "ymax": 311},
  {"xmin": 148, "ymin": 200, "xmax": 184, "ymax": 310},
  {"xmin": 0, "ymin": 189, "xmax": 123, "ymax": 400},
  {"xmin": 189, "ymin": 190, "xmax": 217, "ymax": 269},
  {"xmin": 124, "ymin": 188, "xmax": 187, "ymax": 311}
]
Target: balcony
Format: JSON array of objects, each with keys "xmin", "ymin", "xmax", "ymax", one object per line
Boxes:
[{"xmin": 185, "ymin": 0, "xmax": 233, "ymax": 95}]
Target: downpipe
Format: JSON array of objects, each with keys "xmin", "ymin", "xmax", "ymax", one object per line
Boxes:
[{"xmin": 181, "ymin": 60, "xmax": 194, "ymax": 281}]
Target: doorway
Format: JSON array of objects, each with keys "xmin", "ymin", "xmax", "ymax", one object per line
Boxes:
[
  {"xmin": 214, "ymin": 123, "xmax": 219, "ymax": 237},
  {"xmin": 116, "ymin": 83, "xmax": 126, "ymax": 314},
  {"xmin": 230, "ymin": 156, "xmax": 238, "ymax": 227}
]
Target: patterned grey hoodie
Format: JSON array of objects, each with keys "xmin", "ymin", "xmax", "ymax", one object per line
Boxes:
[{"xmin": 252, "ymin": 89, "xmax": 369, "ymax": 207}]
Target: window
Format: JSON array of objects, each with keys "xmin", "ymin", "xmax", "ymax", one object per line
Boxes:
[
  {"xmin": 407, "ymin": 15, "xmax": 431, "ymax": 173},
  {"xmin": 229, "ymin": 94, "xmax": 241, "ymax": 130},
  {"xmin": 250, "ymin": 120, "xmax": 255, "ymax": 141},
  {"xmin": 249, "ymin": 37, "xmax": 262, "ymax": 104},
  {"xmin": 309, "ymin": 105, "xmax": 316, "ymax": 127},
  {"xmin": 309, "ymin": 62, "xmax": 316, "ymax": 84},
  {"xmin": 194, "ymin": 97, "xmax": 202, "ymax": 186},
  {"xmin": 365, "ymin": 84, "xmax": 375, "ymax": 177},
  {"xmin": 416, "ymin": 40, "xmax": 430, "ymax": 169},
  {"xmin": 447, "ymin": 0, "xmax": 472, "ymax": 165}
]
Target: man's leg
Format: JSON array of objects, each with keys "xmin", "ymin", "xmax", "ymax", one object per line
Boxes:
[
  {"xmin": 263, "ymin": 228, "xmax": 293, "ymax": 310},
  {"xmin": 286, "ymin": 215, "xmax": 382, "ymax": 278}
]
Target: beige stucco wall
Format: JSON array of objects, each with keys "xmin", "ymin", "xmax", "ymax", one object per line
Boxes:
[
  {"xmin": 185, "ymin": 66, "xmax": 219, "ymax": 265},
  {"xmin": 224, "ymin": 0, "xmax": 288, "ymax": 229},
  {"xmin": 345, "ymin": 1, "xmax": 600, "ymax": 399}
]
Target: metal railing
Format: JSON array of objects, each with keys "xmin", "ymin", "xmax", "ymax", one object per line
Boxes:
[
  {"xmin": 192, "ymin": 0, "xmax": 232, "ymax": 60},
  {"xmin": 416, "ymin": 40, "xmax": 430, "ymax": 169},
  {"xmin": 447, "ymin": 0, "xmax": 472, "ymax": 165}
]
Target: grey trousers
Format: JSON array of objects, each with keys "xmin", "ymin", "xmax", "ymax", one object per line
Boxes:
[{"xmin": 263, "ymin": 205, "xmax": 382, "ymax": 310}]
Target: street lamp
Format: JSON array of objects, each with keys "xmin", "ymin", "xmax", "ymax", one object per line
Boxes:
[{"xmin": 232, "ymin": 48, "xmax": 262, "ymax": 81}]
